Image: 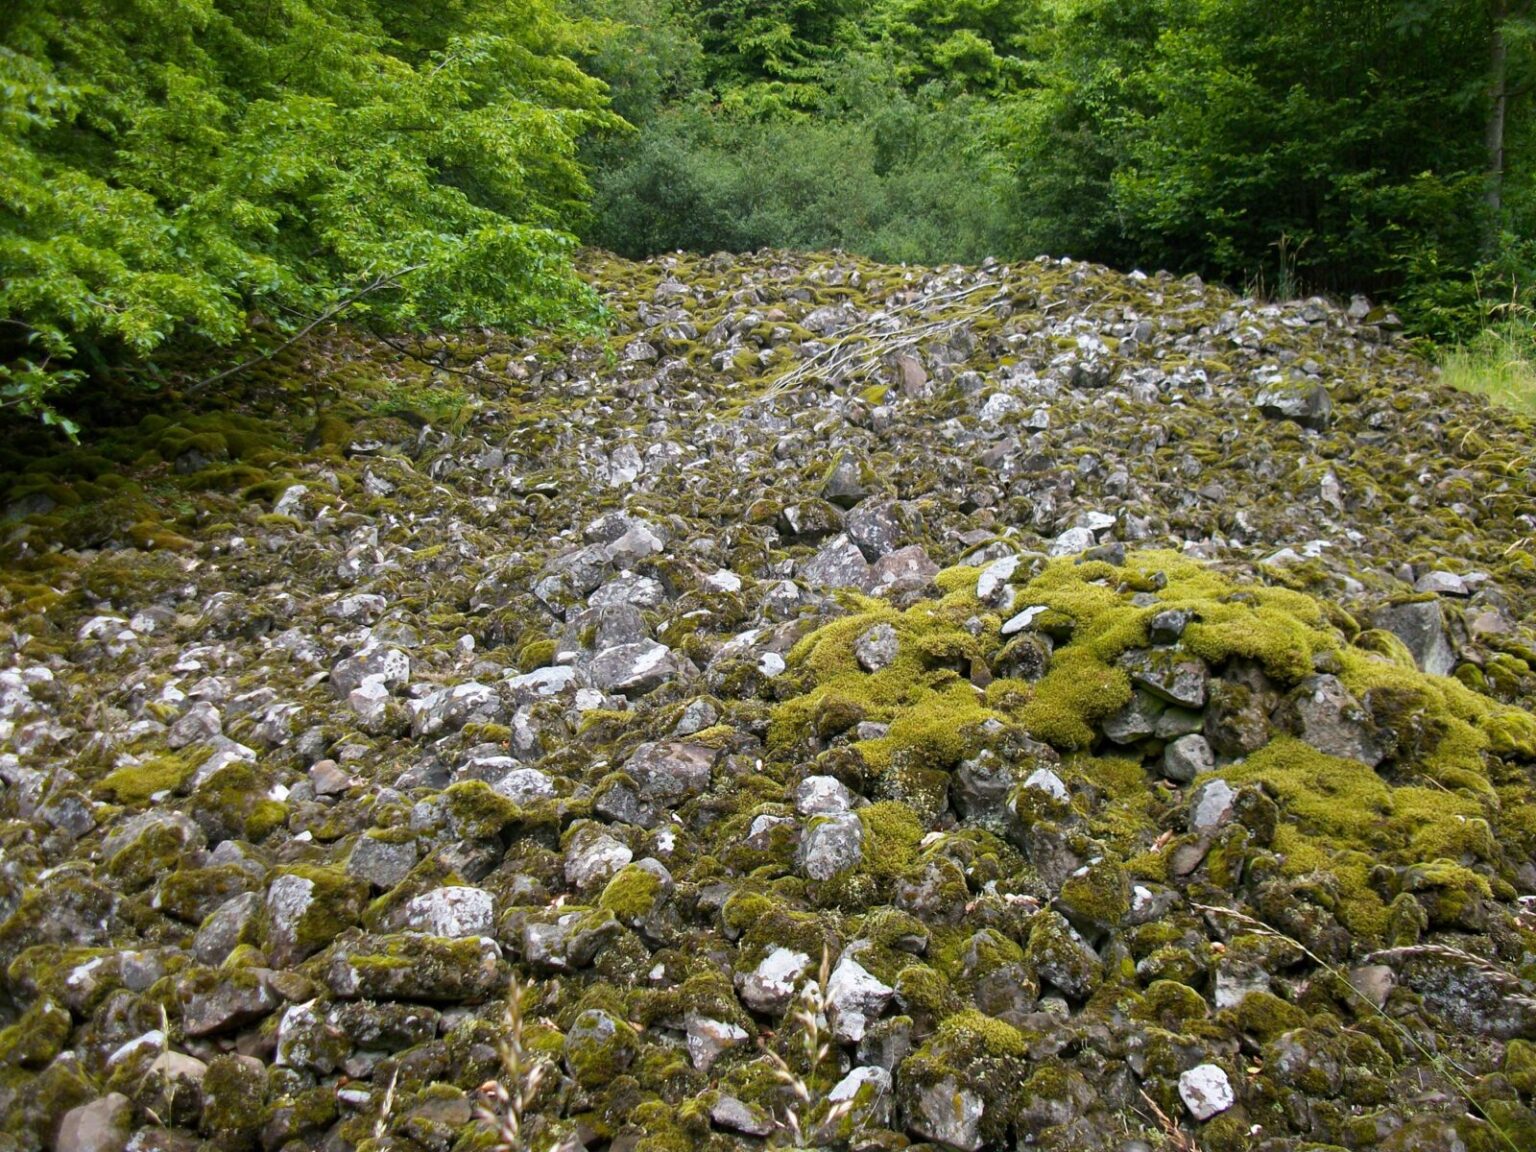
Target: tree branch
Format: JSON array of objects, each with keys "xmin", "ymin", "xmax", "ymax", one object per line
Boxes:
[{"xmin": 184, "ymin": 265, "xmax": 427, "ymax": 396}]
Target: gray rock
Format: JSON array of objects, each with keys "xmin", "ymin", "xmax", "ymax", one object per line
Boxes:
[
  {"xmin": 846, "ymin": 500, "xmax": 908, "ymax": 559},
  {"xmin": 822, "ymin": 453, "xmax": 874, "ymax": 508},
  {"xmin": 710, "ymin": 1094, "xmax": 776, "ymax": 1138},
  {"xmin": 1162, "ymin": 734, "xmax": 1215, "ymax": 783},
  {"xmin": 1373, "ymin": 599, "xmax": 1456, "ymax": 677},
  {"xmin": 1189, "ymin": 778, "xmax": 1237, "ymax": 831},
  {"xmin": 346, "ymin": 834, "xmax": 417, "ymax": 890},
  {"xmin": 822, "ymin": 1065, "xmax": 894, "ymax": 1134},
  {"xmin": 854, "ymin": 623, "xmax": 900, "ymax": 672},
  {"xmin": 799, "ymin": 534, "xmax": 873, "ymax": 590},
  {"xmin": 182, "ymin": 974, "xmax": 277, "ymax": 1037},
  {"xmin": 624, "ymin": 741, "xmax": 716, "ymax": 803},
  {"xmin": 1255, "ymin": 381, "xmax": 1332, "ymax": 429},
  {"xmin": 798, "ymin": 812, "xmax": 864, "ymax": 880},
  {"xmin": 1103, "ymin": 688, "xmax": 1166, "ymax": 743},
  {"xmin": 330, "ymin": 646, "xmax": 410, "ymax": 697},
  {"xmin": 564, "ymin": 826, "xmax": 634, "ymax": 890},
  {"xmin": 56, "ymin": 1093, "xmax": 132, "ymax": 1152},
  {"xmin": 167, "ymin": 701, "xmax": 222, "ymax": 749},
  {"xmin": 976, "ymin": 555, "xmax": 1019, "ymax": 604},
  {"xmin": 869, "ymin": 544, "xmax": 940, "ymax": 595},
  {"xmin": 1050, "ymin": 526, "xmax": 1097, "ymax": 557},
  {"xmin": 1274, "ymin": 674, "xmax": 1386, "ymax": 766},
  {"xmin": 908, "ymin": 1077, "xmax": 984, "ymax": 1152},
  {"xmin": 685, "ymin": 1012, "xmax": 749, "ymax": 1071},
  {"xmin": 1119, "ymin": 648, "xmax": 1209, "ymax": 709},
  {"xmin": 1414, "ymin": 570, "xmax": 1469, "ymax": 596},
  {"xmin": 795, "ymin": 774, "xmax": 855, "ymax": 816},
  {"xmin": 193, "ymin": 892, "xmax": 262, "ymax": 965},
  {"xmin": 590, "ymin": 641, "xmax": 684, "ymax": 697}
]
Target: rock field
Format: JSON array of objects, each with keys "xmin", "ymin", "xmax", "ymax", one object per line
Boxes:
[{"xmin": 3, "ymin": 249, "xmax": 1536, "ymax": 1152}]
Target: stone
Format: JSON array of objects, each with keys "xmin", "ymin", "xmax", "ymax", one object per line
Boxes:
[
  {"xmin": 400, "ymin": 886, "xmax": 495, "ymax": 937},
  {"xmin": 822, "ymin": 452, "xmax": 874, "ymax": 508},
  {"xmin": 800, "ymin": 534, "xmax": 873, "ymax": 589},
  {"xmin": 1274, "ymin": 674, "xmax": 1387, "ymax": 766},
  {"xmin": 736, "ymin": 947, "xmax": 812, "ymax": 1014},
  {"xmin": 826, "ymin": 950, "xmax": 895, "ymax": 1043},
  {"xmin": 167, "ymin": 701, "xmax": 221, "ymax": 749},
  {"xmin": 796, "ymin": 774, "xmax": 855, "ymax": 816},
  {"xmin": 589, "ymin": 640, "xmax": 683, "ymax": 697},
  {"xmin": 564, "ymin": 826, "xmax": 634, "ymax": 890},
  {"xmin": 1372, "ymin": 599, "xmax": 1456, "ymax": 677},
  {"xmin": 624, "ymin": 740, "xmax": 716, "ymax": 803},
  {"xmin": 1103, "ymin": 688, "xmax": 1166, "ymax": 743},
  {"xmin": 56, "ymin": 1094, "xmax": 132, "ymax": 1152},
  {"xmin": 1162, "ymin": 734, "xmax": 1215, "ymax": 783},
  {"xmin": 854, "ymin": 623, "xmax": 900, "ymax": 672},
  {"xmin": 685, "ymin": 1012, "xmax": 749, "ymax": 1071},
  {"xmin": 1188, "ymin": 778, "xmax": 1237, "ymax": 831},
  {"xmin": 908, "ymin": 1077, "xmax": 984, "ymax": 1151},
  {"xmin": 1119, "ymin": 648, "xmax": 1209, "ymax": 709},
  {"xmin": 1414, "ymin": 570, "xmax": 1469, "ymax": 596},
  {"xmin": 330, "ymin": 646, "xmax": 410, "ymax": 697},
  {"xmin": 1255, "ymin": 381, "xmax": 1332, "ymax": 429},
  {"xmin": 975, "ymin": 555, "xmax": 1019, "ymax": 604},
  {"xmin": 798, "ymin": 812, "xmax": 863, "ymax": 880},
  {"xmin": 710, "ymin": 1095, "xmax": 776, "ymax": 1138},
  {"xmin": 1178, "ymin": 1064, "xmax": 1235, "ymax": 1121},
  {"xmin": 346, "ymin": 835, "xmax": 416, "ymax": 889}
]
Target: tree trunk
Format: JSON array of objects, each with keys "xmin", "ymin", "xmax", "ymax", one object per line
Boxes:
[{"xmin": 1488, "ymin": 6, "xmax": 1509, "ymax": 224}]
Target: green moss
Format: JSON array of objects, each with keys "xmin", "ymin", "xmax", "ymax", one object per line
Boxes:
[
  {"xmin": 599, "ymin": 865, "xmax": 663, "ymax": 923},
  {"xmin": 1020, "ymin": 647, "xmax": 1133, "ymax": 750},
  {"xmin": 857, "ymin": 802, "xmax": 924, "ymax": 879},
  {"xmin": 518, "ymin": 639, "xmax": 557, "ymax": 671},
  {"xmin": 96, "ymin": 748, "xmax": 201, "ymax": 803},
  {"xmin": 1228, "ymin": 990, "xmax": 1309, "ymax": 1040}
]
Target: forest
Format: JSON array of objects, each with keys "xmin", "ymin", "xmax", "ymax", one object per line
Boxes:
[{"xmin": 2, "ymin": 0, "xmax": 1532, "ymax": 426}]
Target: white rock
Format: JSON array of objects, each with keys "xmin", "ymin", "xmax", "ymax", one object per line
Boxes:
[
  {"xmin": 976, "ymin": 555, "xmax": 1019, "ymax": 603},
  {"xmin": 826, "ymin": 950, "xmax": 894, "ymax": 1043},
  {"xmin": 401, "ymin": 886, "xmax": 495, "ymax": 938},
  {"xmin": 736, "ymin": 947, "xmax": 811, "ymax": 1014},
  {"xmin": 1001, "ymin": 605, "xmax": 1048, "ymax": 635},
  {"xmin": 1178, "ymin": 1063, "xmax": 1235, "ymax": 1121}
]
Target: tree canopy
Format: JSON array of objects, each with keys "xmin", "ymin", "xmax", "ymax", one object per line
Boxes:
[{"xmin": 1, "ymin": 0, "xmax": 619, "ymax": 426}]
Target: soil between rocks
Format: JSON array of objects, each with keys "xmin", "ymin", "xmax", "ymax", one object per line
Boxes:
[{"xmin": 2, "ymin": 249, "xmax": 1536, "ymax": 1152}]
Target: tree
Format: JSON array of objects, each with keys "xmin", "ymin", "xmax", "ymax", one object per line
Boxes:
[{"xmin": 0, "ymin": 0, "xmax": 620, "ymax": 426}]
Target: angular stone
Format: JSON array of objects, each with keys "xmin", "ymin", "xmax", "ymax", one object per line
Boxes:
[
  {"xmin": 1274, "ymin": 674, "xmax": 1386, "ymax": 766},
  {"xmin": 1372, "ymin": 599, "xmax": 1456, "ymax": 677},
  {"xmin": 1162, "ymin": 734, "xmax": 1215, "ymax": 783},
  {"xmin": 908, "ymin": 1077, "xmax": 984, "ymax": 1152},
  {"xmin": 1119, "ymin": 648, "xmax": 1209, "ymax": 708},
  {"xmin": 826, "ymin": 950, "xmax": 894, "ymax": 1043},
  {"xmin": 799, "ymin": 812, "xmax": 863, "ymax": 880},
  {"xmin": 1255, "ymin": 381, "xmax": 1332, "ymax": 429},
  {"xmin": 57, "ymin": 1093, "xmax": 132, "ymax": 1152},
  {"xmin": 736, "ymin": 947, "xmax": 812, "ymax": 1015},
  {"xmin": 1178, "ymin": 1064, "xmax": 1234, "ymax": 1121},
  {"xmin": 400, "ymin": 886, "xmax": 494, "ymax": 937},
  {"xmin": 799, "ymin": 534, "xmax": 873, "ymax": 590},
  {"xmin": 854, "ymin": 623, "xmax": 900, "ymax": 672},
  {"xmin": 590, "ymin": 641, "xmax": 683, "ymax": 697}
]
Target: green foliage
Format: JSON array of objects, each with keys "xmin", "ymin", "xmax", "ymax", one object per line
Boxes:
[
  {"xmin": 1, "ymin": 0, "xmax": 620, "ymax": 419},
  {"xmin": 584, "ymin": 57, "xmax": 1015, "ymax": 263}
]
